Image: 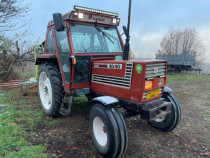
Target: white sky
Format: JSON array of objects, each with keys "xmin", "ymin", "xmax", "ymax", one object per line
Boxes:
[{"xmin": 24, "ymin": 0, "xmax": 210, "ymax": 63}]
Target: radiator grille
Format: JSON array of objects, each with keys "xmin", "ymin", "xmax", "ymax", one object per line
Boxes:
[
  {"xmin": 145, "ymin": 62, "xmax": 166, "ymax": 78},
  {"xmin": 92, "ymin": 63, "xmax": 133, "ymax": 88}
]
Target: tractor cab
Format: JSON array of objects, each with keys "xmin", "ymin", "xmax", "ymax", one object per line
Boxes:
[{"xmin": 36, "ymin": 6, "xmax": 124, "ymax": 93}]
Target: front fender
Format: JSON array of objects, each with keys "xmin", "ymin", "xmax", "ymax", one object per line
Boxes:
[
  {"xmin": 164, "ymin": 86, "xmax": 173, "ymax": 93},
  {"xmin": 91, "ymin": 96, "xmax": 118, "ymax": 106},
  {"xmin": 86, "ymin": 96, "xmax": 119, "ymax": 120}
]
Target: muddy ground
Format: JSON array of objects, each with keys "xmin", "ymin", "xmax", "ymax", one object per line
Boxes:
[{"xmin": 11, "ymin": 73, "xmax": 210, "ymax": 157}]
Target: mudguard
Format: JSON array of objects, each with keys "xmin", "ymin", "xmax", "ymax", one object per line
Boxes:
[
  {"xmin": 91, "ymin": 96, "xmax": 118, "ymax": 106},
  {"xmin": 164, "ymin": 86, "xmax": 173, "ymax": 93}
]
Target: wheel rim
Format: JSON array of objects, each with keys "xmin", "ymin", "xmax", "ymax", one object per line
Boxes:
[
  {"xmin": 154, "ymin": 116, "xmax": 166, "ymax": 122},
  {"xmin": 39, "ymin": 71, "xmax": 52, "ymax": 110},
  {"xmin": 93, "ymin": 117, "xmax": 108, "ymax": 147}
]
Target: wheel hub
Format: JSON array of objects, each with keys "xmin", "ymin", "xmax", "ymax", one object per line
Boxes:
[
  {"xmin": 154, "ymin": 115, "xmax": 166, "ymax": 122},
  {"xmin": 44, "ymin": 86, "xmax": 48, "ymax": 94},
  {"xmin": 93, "ymin": 117, "xmax": 108, "ymax": 147},
  {"xmin": 38, "ymin": 71, "xmax": 52, "ymax": 110}
]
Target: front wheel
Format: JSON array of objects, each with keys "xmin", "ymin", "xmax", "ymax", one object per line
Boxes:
[
  {"xmin": 89, "ymin": 104, "xmax": 127, "ymax": 158},
  {"xmin": 148, "ymin": 92, "xmax": 181, "ymax": 132}
]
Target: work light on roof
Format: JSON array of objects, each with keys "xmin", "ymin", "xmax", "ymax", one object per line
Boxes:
[{"xmin": 74, "ymin": 5, "xmax": 118, "ymax": 17}]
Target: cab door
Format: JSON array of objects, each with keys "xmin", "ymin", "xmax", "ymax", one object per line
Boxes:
[
  {"xmin": 55, "ymin": 29, "xmax": 71, "ymax": 84},
  {"xmin": 72, "ymin": 56, "xmax": 91, "ymax": 85}
]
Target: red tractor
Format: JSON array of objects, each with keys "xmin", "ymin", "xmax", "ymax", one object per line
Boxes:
[{"xmin": 36, "ymin": 4, "xmax": 181, "ymax": 158}]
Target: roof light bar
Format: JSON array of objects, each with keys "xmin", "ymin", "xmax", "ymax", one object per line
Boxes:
[{"xmin": 74, "ymin": 5, "xmax": 118, "ymax": 17}]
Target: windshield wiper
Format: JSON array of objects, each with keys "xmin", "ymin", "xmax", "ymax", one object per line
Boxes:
[{"xmin": 94, "ymin": 22, "xmax": 114, "ymax": 44}]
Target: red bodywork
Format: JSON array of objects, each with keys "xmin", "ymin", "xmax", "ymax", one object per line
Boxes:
[
  {"xmin": 91, "ymin": 60, "xmax": 167, "ymax": 104},
  {"xmin": 36, "ymin": 10, "xmax": 167, "ymax": 104}
]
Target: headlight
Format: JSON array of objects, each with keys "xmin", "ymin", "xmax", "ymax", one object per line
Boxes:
[
  {"xmin": 78, "ymin": 13, "xmax": 84, "ymax": 19},
  {"xmin": 158, "ymin": 78, "xmax": 165, "ymax": 87},
  {"xmin": 112, "ymin": 18, "xmax": 117, "ymax": 24}
]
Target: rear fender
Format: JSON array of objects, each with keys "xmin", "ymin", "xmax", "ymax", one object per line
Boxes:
[{"xmin": 35, "ymin": 55, "xmax": 57, "ymax": 65}]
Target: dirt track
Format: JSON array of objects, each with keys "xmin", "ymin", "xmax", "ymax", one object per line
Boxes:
[{"xmin": 28, "ymin": 73, "xmax": 210, "ymax": 158}]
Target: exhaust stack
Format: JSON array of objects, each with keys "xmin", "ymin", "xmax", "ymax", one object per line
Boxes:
[{"xmin": 123, "ymin": 0, "xmax": 132, "ymax": 60}]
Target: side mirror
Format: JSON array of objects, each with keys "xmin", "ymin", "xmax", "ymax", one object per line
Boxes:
[
  {"xmin": 53, "ymin": 13, "xmax": 65, "ymax": 32},
  {"xmin": 123, "ymin": 26, "xmax": 127, "ymax": 34}
]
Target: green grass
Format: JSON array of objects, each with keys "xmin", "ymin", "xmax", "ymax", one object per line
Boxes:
[
  {"xmin": 167, "ymin": 72, "xmax": 210, "ymax": 121},
  {"xmin": 180, "ymin": 91, "xmax": 192, "ymax": 95},
  {"xmin": 0, "ymin": 72, "xmax": 209, "ymax": 157},
  {"xmin": 0, "ymin": 90, "xmax": 47, "ymax": 158},
  {"xmin": 0, "ymin": 89, "xmax": 88, "ymax": 158},
  {"xmin": 201, "ymin": 109, "xmax": 210, "ymax": 121},
  {"xmin": 167, "ymin": 72, "xmax": 210, "ymax": 84},
  {"xmin": 72, "ymin": 95, "xmax": 88, "ymax": 114}
]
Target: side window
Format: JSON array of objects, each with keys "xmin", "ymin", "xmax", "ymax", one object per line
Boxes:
[
  {"xmin": 46, "ymin": 28, "xmax": 55, "ymax": 53},
  {"xmin": 55, "ymin": 31, "xmax": 70, "ymax": 53}
]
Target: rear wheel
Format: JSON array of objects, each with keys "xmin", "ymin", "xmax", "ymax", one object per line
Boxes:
[
  {"xmin": 38, "ymin": 63, "xmax": 64, "ymax": 117},
  {"xmin": 89, "ymin": 103, "xmax": 127, "ymax": 158},
  {"xmin": 148, "ymin": 92, "xmax": 181, "ymax": 132}
]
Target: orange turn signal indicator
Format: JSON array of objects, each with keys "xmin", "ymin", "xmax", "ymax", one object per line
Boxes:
[
  {"xmin": 145, "ymin": 80, "xmax": 153, "ymax": 90},
  {"xmin": 70, "ymin": 56, "xmax": 76, "ymax": 65},
  {"xmin": 72, "ymin": 58, "xmax": 76, "ymax": 65}
]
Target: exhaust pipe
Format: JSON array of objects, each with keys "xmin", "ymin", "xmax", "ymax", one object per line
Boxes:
[{"xmin": 123, "ymin": 0, "xmax": 132, "ymax": 60}]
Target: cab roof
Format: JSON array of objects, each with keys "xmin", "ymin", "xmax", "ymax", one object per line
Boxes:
[{"xmin": 48, "ymin": 5, "xmax": 120, "ymax": 26}]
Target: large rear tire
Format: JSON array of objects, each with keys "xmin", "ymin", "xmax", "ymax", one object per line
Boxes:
[
  {"xmin": 89, "ymin": 104, "xmax": 127, "ymax": 158},
  {"xmin": 148, "ymin": 92, "xmax": 181, "ymax": 132},
  {"xmin": 38, "ymin": 63, "xmax": 64, "ymax": 117}
]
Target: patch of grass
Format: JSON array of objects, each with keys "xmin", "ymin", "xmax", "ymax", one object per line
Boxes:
[
  {"xmin": 45, "ymin": 119, "xmax": 57, "ymax": 127},
  {"xmin": 0, "ymin": 90, "xmax": 48, "ymax": 158},
  {"xmin": 72, "ymin": 95, "xmax": 88, "ymax": 114},
  {"xmin": 167, "ymin": 73, "xmax": 195, "ymax": 83},
  {"xmin": 167, "ymin": 72, "xmax": 210, "ymax": 84},
  {"xmin": 180, "ymin": 91, "xmax": 191, "ymax": 95},
  {"xmin": 201, "ymin": 109, "xmax": 210, "ymax": 121}
]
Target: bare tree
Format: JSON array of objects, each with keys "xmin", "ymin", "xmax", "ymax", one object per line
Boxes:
[
  {"xmin": 0, "ymin": 0, "xmax": 32, "ymax": 82},
  {"xmin": 129, "ymin": 48, "xmax": 135, "ymax": 60},
  {"xmin": 0, "ymin": 38, "xmax": 34, "ymax": 81},
  {"xmin": 0, "ymin": 0, "xmax": 30, "ymax": 32},
  {"xmin": 159, "ymin": 28, "xmax": 206, "ymax": 62}
]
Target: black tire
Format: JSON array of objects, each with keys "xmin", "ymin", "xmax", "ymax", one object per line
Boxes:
[
  {"xmin": 148, "ymin": 92, "xmax": 181, "ymax": 132},
  {"xmin": 89, "ymin": 103, "xmax": 127, "ymax": 158},
  {"xmin": 38, "ymin": 63, "xmax": 64, "ymax": 117},
  {"xmin": 109, "ymin": 106, "xmax": 128, "ymax": 156}
]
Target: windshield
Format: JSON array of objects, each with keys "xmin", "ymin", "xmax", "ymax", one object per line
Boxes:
[{"xmin": 70, "ymin": 24, "xmax": 123, "ymax": 54}]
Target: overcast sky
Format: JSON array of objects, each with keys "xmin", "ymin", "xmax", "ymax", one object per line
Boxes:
[{"xmin": 25, "ymin": 0, "xmax": 210, "ymax": 63}]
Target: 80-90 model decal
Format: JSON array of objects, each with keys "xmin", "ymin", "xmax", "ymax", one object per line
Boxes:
[
  {"xmin": 93, "ymin": 63, "xmax": 122, "ymax": 69},
  {"xmin": 92, "ymin": 63, "xmax": 133, "ymax": 88}
]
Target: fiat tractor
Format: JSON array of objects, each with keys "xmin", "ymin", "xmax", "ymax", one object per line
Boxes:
[{"xmin": 36, "ymin": 2, "xmax": 181, "ymax": 158}]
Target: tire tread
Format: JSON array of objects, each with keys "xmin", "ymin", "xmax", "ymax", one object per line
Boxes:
[{"xmin": 38, "ymin": 62, "xmax": 64, "ymax": 117}]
